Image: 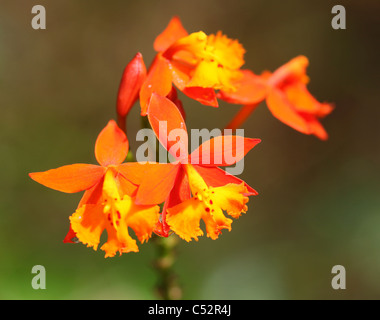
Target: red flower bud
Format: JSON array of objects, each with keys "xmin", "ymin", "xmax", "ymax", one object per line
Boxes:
[{"xmin": 116, "ymin": 52, "xmax": 147, "ymax": 118}]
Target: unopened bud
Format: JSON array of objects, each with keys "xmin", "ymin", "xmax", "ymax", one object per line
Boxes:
[{"xmin": 116, "ymin": 52, "xmax": 147, "ymax": 117}]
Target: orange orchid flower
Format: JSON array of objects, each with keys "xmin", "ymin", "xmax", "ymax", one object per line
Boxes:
[
  {"xmin": 135, "ymin": 93, "xmax": 260, "ymax": 241},
  {"xmin": 220, "ymin": 56, "xmax": 334, "ymax": 140},
  {"xmin": 139, "ymin": 16, "xmax": 246, "ymax": 115},
  {"xmin": 29, "ymin": 120, "xmax": 160, "ymax": 257}
]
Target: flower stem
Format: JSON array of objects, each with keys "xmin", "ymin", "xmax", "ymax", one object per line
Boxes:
[
  {"xmin": 225, "ymin": 102, "xmax": 261, "ymax": 131},
  {"xmin": 153, "ymin": 235, "xmax": 182, "ymax": 300}
]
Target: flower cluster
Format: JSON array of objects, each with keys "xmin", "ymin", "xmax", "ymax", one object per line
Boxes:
[{"xmin": 29, "ymin": 17, "xmax": 332, "ymax": 257}]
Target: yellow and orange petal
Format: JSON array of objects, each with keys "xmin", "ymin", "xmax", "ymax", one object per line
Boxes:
[
  {"xmin": 201, "ymin": 206, "xmax": 232, "ymax": 240},
  {"xmin": 70, "ymin": 198, "xmax": 159, "ymax": 258},
  {"xmin": 164, "ymin": 31, "xmax": 208, "ymax": 62},
  {"xmin": 101, "ymin": 196, "xmax": 160, "ymax": 257},
  {"xmin": 166, "ymin": 164, "xmax": 249, "ymax": 241},
  {"xmin": 164, "ymin": 30, "xmax": 245, "ymax": 93},
  {"xmin": 166, "ymin": 182, "xmax": 248, "ymax": 241},
  {"xmin": 218, "ymin": 69, "xmax": 268, "ymax": 105},
  {"xmin": 102, "ymin": 169, "xmax": 160, "ymax": 243},
  {"xmin": 101, "ymin": 223, "xmax": 139, "ymax": 258},
  {"xmin": 166, "ymin": 199, "xmax": 204, "ymax": 241},
  {"xmin": 205, "ymin": 31, "xmax": 245, "ymax": 70},
  {"xmin": 186, "ymin": 60, "xmax": 243, "ymax": 92},
  {"xmin": 69, "ymin": 204, "xmax": 106, "ymax": 251},
  {"xmin": 192, "ymin": 165, "xmax": 258, "ymax": 196},
  {"xmin": 69, "ymin": 168, "xmax": 160, "ymax": 257},
  {"xmin": 211, "ymin": 183, "xmax": 249, "ymax": 219}
]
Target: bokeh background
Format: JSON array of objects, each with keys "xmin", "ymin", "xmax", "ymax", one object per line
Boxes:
[{"xmin": 1, "ymin": 0, "xmax": 379, "ymax": 300}]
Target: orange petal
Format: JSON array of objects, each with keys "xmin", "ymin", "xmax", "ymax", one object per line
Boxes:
[
  {"xmin": 170, "ymin": 60, "xmax": 192, "ymax": 91},
  {"xmin": 182, "ymin": 87, "xmax": 218, "ymax": 107},
  {"xmin": 117, "ymin": 173, "xmax": 138, "ymax": 197},
  {"xmin": 284, "ymin": 82, "xmax": 333, "ymax": 117},
  {"xmin": 116, "ymin": 53, "xmax": 147, "ymax": 117},
  {"xmin": 190, "ymin": 135, "xmax": 261, "ymax": 167},
  {"xmin": 135, "ymin": 163, "xmax": 180, "ymax": 205},
  {"xmin": 117, "ymin": 162, "xmax": 152, "ymax": 186},
  {"xmin": 29, "ymin": 164, "xmax": 105, "ymax": 193},
  {"xmin": 218, "ymin": 69, "xmax": 267, "ymax": 105},
  {"xmin": 154, "ymin": 16, "xmax": 188, "ymax": 52},
  {"xmin": 269, "ymin": 55, "xmax": 309, "ymax": 87},
  {"xmin": 156, "ymin": 167, "xmax": 191, "ymax": 237},
  {"xmin": 301, "ymin": 113, "xmax": 329, "ymax": 141},
  {"xmin": 147, "ymin": 93, "xmax": 188, "ymax": 159},
  {"xmin": 165, "ymin": 166, "xmax": 191, "ymax": 209},
  {"xmin": 77, "ymin": 175, "xmax": 104, "ymax": 207},
  {"xmin": 192, "ymin": 165, "xmax": 257, "ymax": 196},
  {"xmin": 266, "ymin": 88, "xmax": 310, "ymax": 135},
  {"xmin": 167, "ymin": 86, "xmax": 187, "ymax": 120},
  {"xmin": 139, "ymin": 54, "xmax": 172, "ymax": 116},
  {"xmin": 95, "ymin": 120, "xmax": 129, "ymax": 166}
]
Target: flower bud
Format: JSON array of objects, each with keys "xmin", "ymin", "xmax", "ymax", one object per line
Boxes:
[{"xmin": 116, "ymin": 52, "xmax": 147, "ymax": 117}]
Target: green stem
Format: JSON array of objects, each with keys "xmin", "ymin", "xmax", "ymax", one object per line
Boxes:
[{"xmin": 153, "ymin": 235, "xmax": 182, "ymax": 300}]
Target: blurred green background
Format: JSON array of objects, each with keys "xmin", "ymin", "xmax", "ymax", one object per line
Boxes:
[{"xmin": 1, "ymin": 0, "xmax": 379, "ymax": 300}]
